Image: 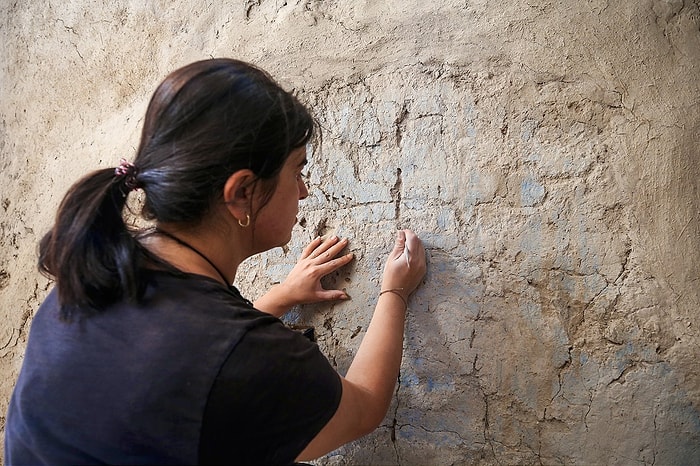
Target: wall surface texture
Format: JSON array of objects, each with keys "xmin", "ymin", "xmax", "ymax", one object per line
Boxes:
[{"xmin": 1, "ymin": 1, "xmax": 699, "ymax": 464}]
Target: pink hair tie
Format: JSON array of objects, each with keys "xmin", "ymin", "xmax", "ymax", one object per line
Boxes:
[{"xmin": 114, "ymin": 158, "xmax": 140, "ymax": 191}]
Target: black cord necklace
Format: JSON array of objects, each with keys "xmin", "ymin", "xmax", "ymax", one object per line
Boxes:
[{"xmin": 155, "ymin": 228, "xmax": 230, "ymax": 286}]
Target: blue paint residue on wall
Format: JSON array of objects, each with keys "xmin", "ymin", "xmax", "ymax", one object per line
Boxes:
[
  {"xmin": 400, "ymin": 372, "xmax": 420, "ymax": 387},
  {"xmin": 400, "ymin": 369, "xmax": 455, "ymax": 393},
  {"xmin": 426, "ymin": 375, "xmax": 455, "ymax": 392},
  {"xmin": 520, "ymin": 175, "xmax": 546, "ymax": 207}
]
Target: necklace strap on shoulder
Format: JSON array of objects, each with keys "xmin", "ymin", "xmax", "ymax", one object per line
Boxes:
[{"xmin": 155, "ymin": 228, "xmax": 230, "ymax": 286}]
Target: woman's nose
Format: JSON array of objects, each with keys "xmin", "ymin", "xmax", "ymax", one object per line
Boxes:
[{"xmin": 298, "ymin": 178, "xmax": 309, "ymax": 200}]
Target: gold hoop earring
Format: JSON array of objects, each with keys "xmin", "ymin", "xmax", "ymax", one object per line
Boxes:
[{"xmin": 238, "ymin": 214, "xmax": 250, "ymax": 228}]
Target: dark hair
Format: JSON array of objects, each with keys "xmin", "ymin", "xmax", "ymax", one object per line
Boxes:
[{"xmin": 39, "ymin": 58, "xmax": 315, "ymax": 318}]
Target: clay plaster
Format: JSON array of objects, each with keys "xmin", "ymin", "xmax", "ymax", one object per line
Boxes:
[{"xmin": 1, "ymin": 1, "xmax": 699, "ymax": 464}]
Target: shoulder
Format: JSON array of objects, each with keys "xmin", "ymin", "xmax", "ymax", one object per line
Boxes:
[
  {"xmin": 138, "ymin": 269, "xmax": 270, "ymax": 321},
  {"xmin": 228, "ymin": 318, "xmax": 337, "ymax": 378}
]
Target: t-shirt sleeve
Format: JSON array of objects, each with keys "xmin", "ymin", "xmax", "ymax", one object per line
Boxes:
[{"xmin": 198, "ymin": 318, "xmax": 342, "ymax": 465}]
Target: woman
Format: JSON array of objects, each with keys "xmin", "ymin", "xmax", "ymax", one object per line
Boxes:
[{"xmin": 5, "ymin": 58, "xmax": 426, "ymax": 464}]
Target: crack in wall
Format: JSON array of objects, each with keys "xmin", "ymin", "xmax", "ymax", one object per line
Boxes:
[
  {"xmin": 481, "ymin": 390, "xmax": 498, "ymax": 464},
  {"xmin": 390, "ymin": 167, "xmax": 402, "ymax": 224},
  {"xmin": 395, "ymin": 104, "xmax": 409, "ymax": 147},
  {"xmin": 390, "ymin": 374, "xmax": 402, "ymax": 464}
]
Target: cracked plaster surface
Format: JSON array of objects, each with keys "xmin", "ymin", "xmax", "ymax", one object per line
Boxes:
[{"xmin": 1, "ymin": 0, "xmax": 699, "ymax": 464}]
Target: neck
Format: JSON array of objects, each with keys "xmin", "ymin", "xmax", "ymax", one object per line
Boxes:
[{"xmin": 148, "ymin": 226, "xmax": 237, "ymax": 286}]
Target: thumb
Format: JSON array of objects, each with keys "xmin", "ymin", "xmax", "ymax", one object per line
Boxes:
[
  {"xmin": 317, "ymin": 289, "xmax": 350, "ymax": 302},
  {"xmin": 391, "ymin": 230, "xmax": 407, "ymax": 260}
]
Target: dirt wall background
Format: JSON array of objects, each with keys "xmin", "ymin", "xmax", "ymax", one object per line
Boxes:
[{"xmin": 1, "ymin": 1, "xmax": 699, "ymax": 464}]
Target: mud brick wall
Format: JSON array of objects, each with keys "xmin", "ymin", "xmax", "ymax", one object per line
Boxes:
[{"xmin": 1, "ymin": 1, "xmax": 699, "ymax": 464}]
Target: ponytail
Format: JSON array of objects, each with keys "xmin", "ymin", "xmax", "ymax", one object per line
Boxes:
[{"xmin": 39, "ymin": 168, "xmax": 144, "ymax": 319}]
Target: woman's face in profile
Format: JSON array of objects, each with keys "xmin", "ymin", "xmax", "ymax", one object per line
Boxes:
[{"xmin": 251, "ymin": 146, "xmax": 309, "ymax": 253}]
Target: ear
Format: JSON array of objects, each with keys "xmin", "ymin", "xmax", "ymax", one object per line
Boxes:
[{"xmin": 223, "ymin": 169, "xmax": 257, "ymax": 223}]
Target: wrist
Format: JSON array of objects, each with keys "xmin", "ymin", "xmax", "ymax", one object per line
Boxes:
[
  {"xmin": 378, "ymin": 288, "xmax": 408, "ymax": 312},
  {"xmin": 254, "ymin": 285, "xmax": 293, "ymax": 317}
]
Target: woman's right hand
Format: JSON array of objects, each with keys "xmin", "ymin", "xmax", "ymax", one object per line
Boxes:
[{"xmin": 380, "ymin": 230, "xmax": 426, "ymax": 299}]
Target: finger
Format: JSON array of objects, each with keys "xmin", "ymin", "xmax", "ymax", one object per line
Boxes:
[
  {"xmin": 309, "ymin": 236, "xmax": 335, "ymax": 257},
  {"xmin": 403, "ymin": 231, "xmax": 425, "ymax": 267},
  {"xmin": 310, "ymin": 236, "xmax": 343, "ymax": 259},
  {"xmin": 390, "ymin": 230, "xmax": 407, "ymax": 260},
  {"xmin": 300, "ymin": 236, "xmax": 323, "ymax": 259},
  {"xmin": 314, "ymin": 253, "xmax": 354, "ymax": 275},
  {"xmin": 403, "ymin": 230, "xmax": 422, "ymax": 253},
  {"xmin": 321, "ymin": 237, "xmax": 349, "ymax": 259},
  {"xmin": 311, "ymin": 291, "xmax": 350, "ymax": 303}
]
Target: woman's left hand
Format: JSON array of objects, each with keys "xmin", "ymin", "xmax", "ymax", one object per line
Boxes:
[{"xmin": 253, "ymin": 236, "xmax": 354, "ymax": 317}]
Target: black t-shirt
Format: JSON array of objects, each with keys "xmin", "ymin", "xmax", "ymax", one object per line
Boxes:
[{"xmin": 5, "ymin": 270, "xmax": 342, "ymax": 465}]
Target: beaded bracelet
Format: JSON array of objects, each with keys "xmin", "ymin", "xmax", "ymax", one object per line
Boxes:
[{"xmin": 379, "ymin": 288, "xmax": 408, "ymax": 310}]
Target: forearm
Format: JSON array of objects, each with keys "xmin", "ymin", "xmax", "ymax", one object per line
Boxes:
[
  {"xmin": 344, "ymin": 291, "xmax": 407, "ymax": 428},
  {"xmin": 253, "ymin": 285, "xmax": 289, "ymax": 318}
]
